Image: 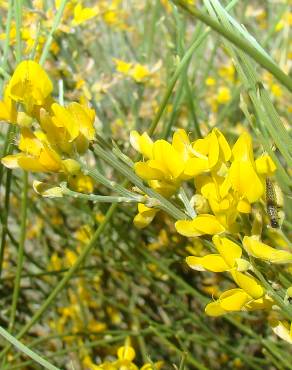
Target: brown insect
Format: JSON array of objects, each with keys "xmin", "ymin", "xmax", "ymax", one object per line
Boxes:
[{"xmin": 265, "ymin": 178, "xmax": 279, "ymax": 228}]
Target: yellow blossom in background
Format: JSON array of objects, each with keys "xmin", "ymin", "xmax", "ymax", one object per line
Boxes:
[
  {"xmin": 216, "ymin": 86, "xmax": 231, "ymax": 104},
  {"xmin": 72, "ymin": 3, "xmax": 98, "ymax": 26}
]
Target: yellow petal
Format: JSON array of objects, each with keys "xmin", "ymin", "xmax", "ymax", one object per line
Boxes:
[
  {"xmin": 33, "ymin": 180, "xmax": 63, "ymax": 198},
  {"xmin": 255, "ymin": 154, "xmax": 277, "ymax": 176},
  {"xmin": 232, "ymin": 132, "xmax": 253, "ymax": 161},
  {"xmin": 117, "ymin": 345, "xmax": 136, "ymax": 361},
  {"xmin": 172, "ymin": 129, "xmax": 190, "ymax": 157},
  {"xmin": 219, "ymin": 289, "xmax": 251, "ymax": 311},
  {"xmin": 205, "ymin": 301, "xmax": 226, "ymax": 317},
  {"xmin": 212, "ymin": 235, "xmax": 242, "ymax": 267},
  {"xmin": 62, "ymin": 159, "xmax": 81, "ymax": 175},
  {"xmin": 175, "ymin": 215, "xmax": 225, "ymax": 237},
  {"xmin": 231, "ymin": 271, "xmax": 265, "ymax": 299},
  {"xmin": 8, "ymin": 60, "xmax": 53, "ymax": 108},
  {"xmin": 133, "ymin": 204, "xmax": 158, "ymax": 229},
  {"xmin": 18, "ymin": 128, "xmax": 42, "ymax": 156},
  {"xmin": 214, "ymin": 128, "xmax": 231, "ymax": 162},
  {"xmin": 1, "ymin": 153, "xmax": 24, "ymax": 169},
  {"xmin": 17, "ymin": 156, "xmax": 47, "ymax": 172},
  {"xmin": 184, "ymin": 157, "xmax": 209, "ymax": 177},
  {"xmin": 130, "ymin": 131, "xmax": 153, "ymax": 159},
  {"xmin": 245, "ymin": 295, "xmax": 274, "ymax": 311},
  {"xmin": 153, "ymin": 140, "xmax": 184, "ymax": 179},
  {"xmin": 186, "ymin": 254, "xmax": 229, "ymax": 272},
  {"xmin": 270, "ymin": 320, "xmax": 292, "ymax": 344},
  {"xmin": 134, "ymin": 162, "xmax": 165, "ymax": 181},
  {"xmin": 243, "ymin": 236, "xmax": 292, "ymax": 264},
  {"xmin": 208, "ymin": 130, "xmax": 220, "ymax": 167},
  {"xmin": 237, "ymin": 199, "xmax": 251, "ymax": 213},
  {"xmin": 229, "ymin": 160, "xmax": 264, "ymax": 202},
  {"xmin": 68, "ymin": 102, "xmax": 95, "ymax": 141}
]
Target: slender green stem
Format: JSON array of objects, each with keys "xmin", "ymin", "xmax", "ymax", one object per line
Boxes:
[
  {"xmin": 61, "ymin": 183, "xmax": 144, "ymax": 203},
  {"xmin": 14, "ymin": 0, "xmax": 22, "ymax": 64},
  {"xmin": 0, "ymin": 170, "xmax": 13, "ymax": 277},
  {"xmin": 39, "ymin": 0, "xmax": 68, "ymax": 66},
  {"xmin": 9, "ymin": 171, "xmax": 28, "ymax": 332},
  {"xmin": 0, "ymin": 326, "xmax": 60, "ymax": 370},
  {"xmin": 173, "ymin": 0, "xmax": 292, "ymax": 92}
]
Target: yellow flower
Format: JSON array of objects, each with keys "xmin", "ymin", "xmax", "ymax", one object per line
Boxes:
[
  {"xmin": 184, "ymin": 128, "xmax": 231, "ymax": 177},
  {"xmin": 68, "ymin": 174, "xmax": 94, "ymax": 193},
  {"xmin": 2, "ymin": 128, "xmax": 63, "ymax": 172},
  {"xmin": 205, "ymin": 288, "xmax": 271, "ymax": 317},
  {"xmin": 227, "ymin": 132, "xmax": 264, "ymax": 203},
  {"xmin": 7, "ymin": 60, "xmax": 53, "ymax": 112},
  {"xmin": 133, "ymin": 203, "xmax": 159, "ymax": 229},
  {"xmin": 255, "ymin": 154, "xmax": 277, "ymax": 176},
  {"xmin": 0, "ymin": 86, "xmax": 17, "ymax": 123},
  {"xmin": 1, "ymin": 127, "xmax": 80, "ymax": 174},
  {"xmin": 132, "ymin": 129, "xmax": 192, "ymax": 196},
  {"xmin": 130, "ymin": 64, "xmax": 151, "ymax": 83},
  {"xmin": 216, "ymin": 87, "xmax": 231, "ymax": 104},
  {"xmin": 186, "ymin": 235, "xmax": 265, "ymax": 298},
  {"xmin": 205, "ymin": 289, "xmax": 252, "ymax": 316},
  {"xmin": 114, "ymin": 58, "xmax": 133, "ymax": 74},
  {"xmin": 243, "ymin": 236, "xmax": 292, "ymax": 264},
  {"xmin": 72, "ymin": 3, "xmax": 98, "ymax": 26},
  {"xmin": 175, "ymin": 214, "xmax": 225, "ymax": 237},
  {"xmin": 51, "ymin": 102, "xmax": 95, "ymax": 143}
]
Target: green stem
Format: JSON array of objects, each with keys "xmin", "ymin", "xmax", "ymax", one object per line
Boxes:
[
  {"xmin": 0, "ymin": 326, "xmax": 60, "ymax": 370},
  {"xmin": 0, "ymin": 170, "xmax": 13, "ymax": 277},
  {"xmin": 173, "ymin": 0, "xmax": 292, "ymax": 92},
  {"xmin": 0, "ymin": 202, "xmax": 118, "ymax": 359},
  {"xmin": 8, "ymin": 171, "xmax": 28, "ymax": 332},
  {"xmin": 61, "ymin": 183, "xmax": 144, "ymax": 203},
  {"xmin": 93, "ymin": 143, "xmax": 187, "ymax": 220},
  {"xmin": 14, "ymin": 0, "xmax": 22, "ymax": 64},
  {"xmin": 39, "ymin": 0, "xmax": 68, "ymax": 66}
]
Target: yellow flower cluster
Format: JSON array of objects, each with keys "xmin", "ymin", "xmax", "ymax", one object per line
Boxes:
[
  {"xmin": 131, "ymin": 128, "xmax": 276, "ymax": 232},
  {"xmin": 131, "ymin": 128, "xmax": 291, "ymax": 342},
  {"xmin": 83, "ymin": 338, "xmax": 163, "ymax": 370},
  {"xmin": 0, "ymin": 60, "xmax": 95, "ymax": 192}
]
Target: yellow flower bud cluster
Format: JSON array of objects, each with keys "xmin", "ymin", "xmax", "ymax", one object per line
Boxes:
[{"xmin": 0, "ymin": 60, "xmax": 95, "ymax": 192}]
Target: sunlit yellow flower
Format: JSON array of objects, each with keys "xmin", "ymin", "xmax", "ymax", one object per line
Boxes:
[
  {"xmin": 7, "ymin": 60, "xmax": 53, "ymax": 112},
  {"xmin": 227, "ymin": 132, "xmax": 265, "ymax": 202},
  {"xmin": 175, "ymin": 214, "xmax": 225, "ymax": 237},
  {"xmin": 51, "ymin": 102, "xmax": 95, "ymax": 143},
  {"xmin": 243, "ymin": 236, "xmax": 292, "ymax": 264},
  {"xmin": 184, "ymin": 128, "xmax": 231, "ymax": 177},
  {"xmin": 1, "ymin": 128, "xmax": 80, "ymax": 173},
  {"xmin": 132, "ymin": 129, "xmax": 192, "ymax": 196},
  {"xmin": 205, "ymin": 289, "xmax": 252, "ymax": 316}
]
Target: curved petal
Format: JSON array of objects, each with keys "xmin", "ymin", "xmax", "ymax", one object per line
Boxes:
[
  {"xmin": 231, "ymin": 271, "xmax": 265, "ymax": 299},
  {"xmin": 175, "ymin": 215, "xmax": 225, "ymax": 237},
  {"xmin": 212, "ymin": 235, "xmax": 242, "ymax": 268},
  {"xmin": 186, "ymin": 254, "xmax": 229, "ymax": 272},
  {"xmin": 243, "ymin": 236, "xmax": 292, "ymax": 264}
]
